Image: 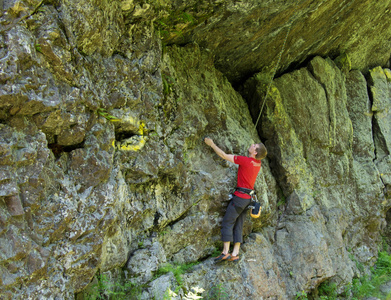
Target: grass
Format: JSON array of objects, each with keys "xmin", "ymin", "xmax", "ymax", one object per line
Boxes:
[
  {"xmin": 83, "ymin": 260, "xmax": 200, "ymax": 299},
  {"xmin": 84, "ymin": 273, "xmax": 143, "ymax": 300},
  {"xmin": 317, "ymin": 251, "xmax": 391, "ymax": 300},
  {"xmin": 85, "ymin": 250, "xmax": 391, "ymax": 299},
  {"xmin": 208, "ymin": 283, "xmax": 230, "ymax": 300},
  {"xmin": 97, "ymin": 108, "xmax": 121, "ymax": 122},
  {"xmin": 350, "ymin": 251, "xmax": 391, "ymax": 299},
  {"xmin": 155, "ymin": 11, "xmax": 195, "ymax": 41},
  {"xmin": 154, "ymin": 261, "xmax": 199, "ymax": 289}
]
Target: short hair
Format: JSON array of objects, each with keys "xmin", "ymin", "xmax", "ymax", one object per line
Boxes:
[{"xmin": 255, "ymin": 143, "xmax": 267, "ymax": 160}]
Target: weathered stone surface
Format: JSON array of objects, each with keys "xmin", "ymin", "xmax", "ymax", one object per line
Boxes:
[
  {"xmin": 146, "ymin": 0, "xmax": 391, "ymax": 84},
  {"xmin": 0, "ymin": 0, "xmax": 391, "ymax": 299}
]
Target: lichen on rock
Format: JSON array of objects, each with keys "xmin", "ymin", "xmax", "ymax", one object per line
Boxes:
[{"xmin": 1, "ymin": 0, "xmax": 391, "ymax": 299}]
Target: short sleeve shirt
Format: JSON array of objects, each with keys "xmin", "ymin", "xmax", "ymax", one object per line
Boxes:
[{"xmin": 233, "ymin": 156, "xmax": 262, "ymax": 199}]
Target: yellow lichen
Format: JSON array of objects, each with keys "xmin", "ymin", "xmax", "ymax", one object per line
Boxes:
[
  {"xmin": 384, "ymin": 69, "xmax": 391, "ymax": 82},
  {"xmin": 138, "ymin": 122, "xmax": 145, "ymax": 135},
  {"xmin": 119, "ymin": 136, "xmax": 147, "ymax": 151}
]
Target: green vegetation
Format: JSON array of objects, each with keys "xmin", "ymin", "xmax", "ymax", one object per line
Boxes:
[
  {"xmin": 154, "ymin": 261, "xmax": 199, "ymax": 289},
  {"xmin": 163, "ymin": 286, "xmax": 205, "ymax": 300},
  {"xmin": 276, "ymin": 188, "xmax": 286, "ymax": 208},
  {"xmin": 84, "ymin": 250, "xmax": 391, "ymax": 299},
  {"xmin": 83, "ymin": 260, "xmax": 201, "ymax": 299},
  {"xmin": 334, "ymin": 53, "xmax": 351, "ymax": 74},
  {"xmin": 211, "ymin": 248, "xmax": 222, "ymax": 258},
  {"xmin": 276, "ymin": 195, "xmax": 286, "ymax": 207},
  {"xmin": 295, "ymin": 290, "xmax": 308, "ymax": 300},
  {"xmin": 84, "ymin": 273, "xmax": 143, "ymax": 300},
  {"xmin": 316, "ymin": 251, "xmax": 391, "ymax": 300},
  {"xmin": 208, "ymin": 283, "xmax": 230, "ymax": 300},
  {"xmin": 97, "ymin": 108, "xmax": 121, "ymax": 122},
  {"xmin": 350, "ymin": 251, "xmax": 391, "ymax": 299},
  {"xmin": 162, "ymin": 74, "xmax": 175, "ymax": 95},
  {"xmin": 318, "ymin": 281, "xmax": 338, "ymax": 299},
  {"xmin": 35, "ymin": 44, "xmax": 42, "ymax": 53},
  {"xmin": 155, "ymin": 11, "xmax": 196, "ymax": 41},
  {"xmin": 159, "ymin": 226, "xmax": 172, "ymax": 237}
]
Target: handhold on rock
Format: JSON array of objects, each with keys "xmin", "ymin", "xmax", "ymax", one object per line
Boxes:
[{"xmin": 5, "ymin": 195, "xmax": 24, "ymax": 216}]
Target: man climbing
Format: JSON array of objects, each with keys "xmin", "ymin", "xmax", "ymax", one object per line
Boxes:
[{"xmin": 204, "ymin": 138, "xmax": 267, "ymax": 263}]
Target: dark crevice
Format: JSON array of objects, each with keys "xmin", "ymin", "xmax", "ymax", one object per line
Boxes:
[
  {"xmin": 112, "ymin": 50, "xmax": 128, "ymax": 59},
  {"xmin": 364, "ymin": 72, "xmax": 391, "ymax": 163},
  {"xmin": 155, "ymin": 204, "xmax": 190, "ymax": 231},
  {"xmin": 233, "ymin": 54, "xmax": 321, "ymax": 93},
  {"xmin": 153, "ymin": 212, "xmax": 162, "ymax": 227},
  {"xmin": 48, "ymin": 139, "xmax": 85, "ymax": 159},
  {"xmin": 115, "ymin": 131, "xmax": 137, "ymax": 142},
  {"xmin": 372, "ymin": 117, "xmax": 390, "ymax": 163}
]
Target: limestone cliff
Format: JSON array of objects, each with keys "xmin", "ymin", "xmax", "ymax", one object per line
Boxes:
[{"xmin": 0, "ymin": 0, "xmax": 391, "ymax": 299}]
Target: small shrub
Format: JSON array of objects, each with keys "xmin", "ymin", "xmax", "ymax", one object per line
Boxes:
[
  {"xmin": 317, "ymin": 251, "xmax": 391, "ymax": 300},
  {"xmin": 295, "ymin": 290, "xmax": 308, "ymax": 300},
  {"xmin": 208, "ymin": 283, "xmax": 229, "ymax": 300},
  {"xmin": 85, "ymin": 274, "xmax": 142, "ymax": 300},
  {"xmin": 155, "ymin": 262, "xmax": 200, "ymax": 289},
  {"xmin": 318, "ymin": 281, "xmax": 338, "ymax": 300}
]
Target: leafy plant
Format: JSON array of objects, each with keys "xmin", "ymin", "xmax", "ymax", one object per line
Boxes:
[
  {"xmin": 319, "ymin": 251, "xmax": 391, "ymax": 299},
  {"xmin": 154, "ymin": 10, "xmax": 197, "ymax": 44},
  {"xmin": 211, "ymin": 249, "xmax": 221, "ymax": 258},
  {"xmin": 85, "ymin": 274, "xmax": 142, "ymax": 300},
  {"xmin": 295, "ymin": 290, "xmax": 308, "ymax": 300},
  {"xmin": 35, "ymin": 44, "xmax": 42, "ymax": 53},
  {"xmin": 163, "ymin": 286, "xmax": 204, "ymax": 300},
  {"xmin": 181, "ymin": 12, "xmax": 195, "ymax": 24},
  {"xmin": 184, "ymin": 287, "xmax": 205, "ymax": 300},
  {"xmin": 208, "ymin": 283, "xmax": 229, "ymax": 300},
  {"xmin": 350, "ymin": 251, "xmax": 391, "ymax": 299},
  {"xmin": 162, "ymin": 74, "xmax": 175, "ymax": 95},
  {"xmin": 276, "ymin": 188, "xmax": 286, "ymax": 207},
  {"xmin": 159, "ymin": 227, "xmax": 172, "ymax": 237},
  {"xmin": 154, "ymin": 261, "xmax": 199, "ymax": 289},
  {"xmin": 97, "ymin": 108, "xmax": 121, "ymax": 122},
  {"xmin": 318, "ymin": 281, "xmax": 338, "ymax": 299}
]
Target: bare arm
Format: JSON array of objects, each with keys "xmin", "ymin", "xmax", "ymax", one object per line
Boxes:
[{"xmin": 204, "ymin": 138, "xmax": 235, "ymax": 164}]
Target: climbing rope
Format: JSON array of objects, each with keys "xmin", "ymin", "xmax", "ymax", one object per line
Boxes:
[{"xmin": 254, "ymin": 3, "xmax": 298, "ymax": 129}]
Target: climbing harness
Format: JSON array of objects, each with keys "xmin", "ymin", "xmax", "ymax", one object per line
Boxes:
[
  {"xmin": 254, "ymin": 2, "xmax": 298, "ymax": 129},
  {"xmin": 230, "ymin": 187, "xmax": 261, "ymax": 218}
]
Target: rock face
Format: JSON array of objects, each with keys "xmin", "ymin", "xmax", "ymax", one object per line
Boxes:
[
  {"xmin": 0, "ymin": 0, "xmax": 391, "ymax": 299},
  {"xmin": 151, "ymin": 0, "xmax": 391, "ymax": 84}
]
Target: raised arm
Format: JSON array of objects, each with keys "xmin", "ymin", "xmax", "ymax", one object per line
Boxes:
[{"xmin": 204, "ymin": 138, "xmax": 235, "ymax": 164}]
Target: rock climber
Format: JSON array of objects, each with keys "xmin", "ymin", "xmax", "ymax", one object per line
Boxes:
[{"xmin": 204, "ymin": 137, "xmax": 267, "ymax": 263}]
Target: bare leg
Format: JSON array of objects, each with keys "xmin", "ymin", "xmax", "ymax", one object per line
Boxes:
[
  {"xmin": 232, "ymin": 242, "xmax": 240, "ymax": 257},
  {"xmin": 223, "ymin": 241, "xmax": 230, "ymax": 254},
  {"xmin": 214, "ymin": 241, "xmax": 232, "ymax": 262}
]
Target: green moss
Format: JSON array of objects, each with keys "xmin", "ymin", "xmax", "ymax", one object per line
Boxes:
[
  {"xmin": 35, "ymin": 44, "xmax": 42, "ymax": 53},
  {"xmin": 334, "ymin": 53, "xmax": 351, "ymax": 74},
  {"xmin": 154, "ymin": 11, "xmax": 196, "ymax": 43}
]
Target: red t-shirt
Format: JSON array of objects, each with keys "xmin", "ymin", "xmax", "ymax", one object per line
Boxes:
[{"xmin": 233, "ymin": 156, "xmax": 262, "ymax": 199}]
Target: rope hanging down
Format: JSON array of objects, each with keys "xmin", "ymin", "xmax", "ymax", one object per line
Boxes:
[{"xmin": 254, "ymin": 4, "xmax": 298, "ymax": 129}]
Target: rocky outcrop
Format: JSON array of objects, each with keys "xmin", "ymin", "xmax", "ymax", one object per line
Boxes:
[
  {"xmin": 0, "ymin": 0, "xmax": 391, "ymax": 299},
  {"xmin": 149, "ymin": 0, "xmax": 391, "ymax": 84}
]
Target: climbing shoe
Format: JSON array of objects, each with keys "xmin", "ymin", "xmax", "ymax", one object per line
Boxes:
[
  {"xmin": 228, "ymin": 255, "xmax": 239, "ymax": 263},
  {"xmin": 214, "ymin": 252, "xmax": 231, "ymax": 262}
]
